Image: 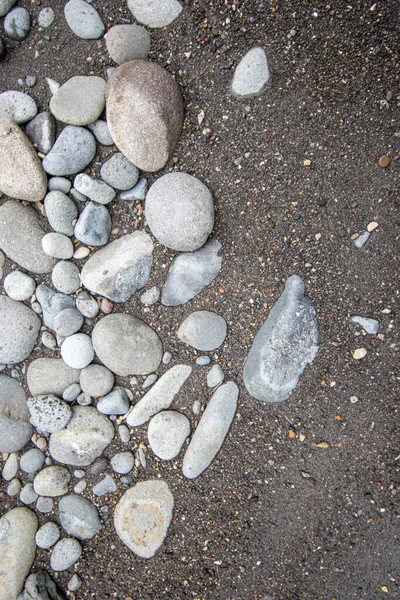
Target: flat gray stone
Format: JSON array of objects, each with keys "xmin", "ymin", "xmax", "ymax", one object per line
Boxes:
[
  {"xmin": 19, "ymin": 482, "xmax": 38, "ymax": 505},
  {"xmin": 74, "ymin": 173, "xmax": 116, "ymax": 204},
  {"xmin": 4, "ymin": 6, "xmax": 30, "ymax": 40},
  {"xmin": 87, "ymin": 119, "xmax": 114, "ymax": 145},
  {"xmin": 231, "ymin": 46, "xmax": 270, "ymax": 98},
  {"xmin": 0, "ymin": 202, "xmax": 55, "ymax": 273},
  {"xmin": 35, "ymin": 523, "xmax": 61, "ymax": 549},
  {"xmin": 20, "ymin": 448, "xmax": 45, "ymax": 473},
  {"xmin": 97, "ymin": 388, "xmax": 130, "ymax": 415},
  {"xmin": 100, "ymin": 153, "xmax": 139, "ymax": 191},
  {"xmin": 27, "ymin": 358, "xmax": 80, "ymax": 396},
  {"xmin": 178, "ymin": 310, "xmax": 227, "ymax": 351},
  {"xmin": 92, "ymin": 474, "xmax": 117, "ymax": 496},
  {"xmin": 36, "ymin": 284, "xmax": 74, "ymax": 330},
  {"xmin": 0, "ymin": 91, "xmax": 37, "ymax": 124},
  {"xmin": 183, "ymin": 381, "xmax": 238, "ymax": 479},
  {"xmin": 42, "ymin": 125, "xmax": 96, "ymax": 176},
  {"xmin": 0, "ymin": 295, "xmax": 40, "ymax": 364},
  {"xmin": 35, "ymin": 496, "xmax": 54, "ymax": 514},
  {"xmin": 50, "ymin": 538, "xmax": 82, "ymax": 572},
  {"xmin": 350, "ymin": 315, "xmax": 379, "ymax": 335},
  {"xmin": 49, "ymin": 405, "xmax": 114, "ymax": 466},
  {"xmin": 79, "ymin": 364, "xmax": 114, "ymax": 397},
  {"xmin": 196, "ymin": 355, "xmax": 210, "ymax": 366},
  {"xmin": 25, "ymin": 111, "xmax": 56, "ymax": 154},
  {"xmin": 114, "ymin": 480, "xmax": 174, "ymax": 558},
  {"xmin": 18, "ymin": 570, "xmax": 66, "ymax": 600},
  {"xmin": 54, "ymin": 308, "xmax": 83, "ymax": 338},
  {"xmin": 50, "ymin": 76, "xmax": 106, "ymax": 126},
  {"xmin": 0, "ymin": 508, "xmax": 37, "ymax": 599},
  {"xmin": 27, "ymin": 394, "xmax": 72, "ymax": 433},
  {"xmin": 127, "ymin": 0, "xmax": 182, "ymax": 28},
  {"xmin": 105, "ymin": 24, "xmax": 150, "ymax": 65},
  {"xmin": 33, "ymin": 466, "xmax": 71, "ymax": 497},
  {"xmin": 42, "ymin": 232, "xmax": 74, "ymax": 259},
  {"xmin": 120, "ymin": 177, "xmax": 147, "ymax": 201},
  {"xmin": 74, "ymin": 201, "xmax": 112, "ymax": 246},
  {"xmin": 110, "ymin": 451, "xmax": 134, "ymax": 474},
  {"xmin": 106, "ymin": 60, "xmax": 184, "ymax": 172},
  {"xmin": 81, "ymin": 232, "xmax": 153, "ymax": 302},
  {"xmin": 63, "ymin": 383, "xmax": 81, "ymax": 402},
  {"xmin": 145, "ymin": 172, "xmax": 214, "ymax": 251},
  {"xmin": 0, "ymin": 118, "xmax": 47, "ymax": 202},
  {"xmin": 61, "ymin": 333, "xmax": 94, "ymax": 369},
  {"xmin": 148, "ymin": 410, "xmax": 190, "ymax": 460},
  {"xmin": 243, "ymin": 275, "xmax": 319, "ymax": 403},
  {"xmin": 58, "ymin": 494, "xmax": 101, "ymax": 539},
  {"xmin": 127, "ymin": 365, "xmax": 192, "ymax": 426},
  {"xmin": 44, "ymin": 191, "xmax": 78, "ymax": 236},
  {"xmin": 64, "ymin": 0, "xmax": 105, "ymax": 39},
  {"xmin": 92, "ymin": 313, "xmax": 162, "ymax": 376},
  {"xmin": 48, "ymin": 177, "xmax": 72, "ymax": 194},
  {"xmin": 206, "ymin": 364, "xmax": 224, "ymax": 388},
  {"xmin": 0, "ymin": 0, "xmax": 17, "ymax": 18},
  {"xmin": 162, "ymin": 238, "xmax": 222, "ymax": 305},
  {"xmin": 52, "ymin": 261, "xmax": 81, "ymax": 295},
  {"xmin": 4, "ymin": 271, "xmax": 35, "ymax": 301}
]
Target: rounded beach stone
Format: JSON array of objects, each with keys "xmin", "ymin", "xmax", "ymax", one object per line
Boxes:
[
  {"xmin": 42, "ymin": 232, "xmax": 74, "ymax": 259},
  {"xmin": 0, "ymin": 295, "xmax": 41, "ymax": 364},
  {"xmin": 61, "ymin": 334, "xmax": 94, "ymax": 369},
  {"xmin": 58, "ymin": 494, "xmax": 101, "ymax": 539},
  {"xmin": 100, "ymin": 153, "xmax": 139, "ymax": 190},
  {"xmin": 87, "ymin": 119, "xmax": 113, "ymax": 145},
  {"xmin": 27, "ymin": 394, "xmax": 72, "ymax": 433},
  {"xmin": 105, "ymin": 24, "xmax": 151, "ymax": 65},
  {"xmin": 44, "ymin": 191, "xmax": 78, "ymax": 236},
  {"xmin": 110, "ymin": 451, "xmax": 134, "ymax": 474},
  {"xmin": 48, "ymin": 177, "xmax": 72, "ymax": 194},
  {"xmin": 0, "ymin": 375, "xmax": 32, "ymax": 453},
  {"xmin": 0, "ymin": 91, "xmax": 37, "ymax": 124},
  {"xmin": 35, "ymin": 522, "xmax": 60, "ymax": 549},
  {"xmin": 106, "ymin": 60, "xmax": 184, "ymax": 172},
  {"xmin": 80, "ymin": 364, "xmax": 114, "ymax": 397},
  {"xmin": 52, "ymin": 261, "xmax": 81, "ymax": 295},
  {"xmin": 33, "ymin": 466, "xmax": 71, "ymax": 496},
  {"xmin": 145, "ymin": 172, "xmax": 214, "ymax": 251},
  {"xmin": 50, "ymin": 76, "xmax": 106, "ymax": 126},
  {"xmin": 54, "ymin": 308, "xmax": 84, "ymax": 338},
  {"xmin": 114, "ymin": 480, "xmax": 174, "ymax": 558},
  {"xmin": 42, "ymin": 125, "xmax": 96, "ymax": 176},
  {"xmin": 4, "ymin": 271, "xmax": 35, "ymax": 301},
  {"xmin": 92, "ymin": 313, "xmax": 163, "ymax": 376},
  {"xmin": 27, "ymin": 358, "xmax": 81, "ymax": 397},
  {"xmin": 0, "ymin": 118, "xmax": 47, "ymax": 202},
  {"xmin": 178, "ymin": 310, "xmax": 227, "ymax": 351},
  {"xmin": 127, "ymin": 0, "xmax": 183, "ymax": 28},
  {"xmin": 148, "ymin": 410, "xmax": 190, "ymax": 460},
  {"xmin": 20, "ymin": 448, "xmax": 45, "ymax": 473},
  {"xmin": 0, "ymin": 1, "xmax": 17, "ymax": 18},
  {"xmin": 4, "ymin": 7, "xmax": 31, "ymax": 41},
  {"xmin": 64, "ymin": 0, "xmax": 105, "ymax": 39},
  {"xmin": 37, "ymin": 7, "xmax": 55, "ymax": 28},
  {"xmin": 50, "ymin": 538, "xmax": 82, "ymax": 572},
  {"xmin": 231, "ymin": 46, "xmax": 270, "ymax": 98}
]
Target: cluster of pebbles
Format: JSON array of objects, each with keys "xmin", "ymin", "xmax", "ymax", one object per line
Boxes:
[{"xmin": 0, "ymin": 1, "xmax": 323, "ymax": 598}]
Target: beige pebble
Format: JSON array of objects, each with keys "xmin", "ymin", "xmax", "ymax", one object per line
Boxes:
[
  {"xmin": 367, "ymin": 221, "xmax": 378, "ymax": 232},
  {"xmin": 303, "ymin": 159, "xmax": 311, "ymax": 166},
  {"xmin": 73, "ymin": 246, "xmax": 90, "ymax": 259},
  {"xmin": 353, "ymin": 348, "xmax": 367, "ymax": 360}
]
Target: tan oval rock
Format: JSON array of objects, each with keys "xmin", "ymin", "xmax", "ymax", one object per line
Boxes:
[
  {"xmin": 106, "ymin": 60, "xmax": 184, "ymax": 172},
  {"xmin": 0, "ymin": 117, "xmax": 47, "ymax": 202}
]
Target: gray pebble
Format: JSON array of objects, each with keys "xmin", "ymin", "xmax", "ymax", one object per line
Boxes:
[
  {"xmin": 142, "ymin": 373, "xmax": 158, "ymax": 389},
  {"xmin": 76, "ymin": 393, "xmax": 91, "ymax": 406},
  {"xmin": 178, "ymin": 311, "xmax": 227, "ymax": 351},
  {"xmin": 35, "ymin": 522, "xmax": 60, "ymax": 549},
  {"xmin": 0, "ymin": 0, "xmax": 17, "ymax": 19},
  {"xmin": 20, "ymin": 448, "xmax": 45, "ymax": 473},
  {"xmin": 231, "ymin": 46, "xmax": 270, "ymax": 98},
  {"xmin": 61, "ymin": 334, "xmax": 94, "ymax": 369},
  {"xmin": 41, "ymin": 331, "xmax": 57, "ymax": 350},
  {"xmin": 92, "ymin": 474, "xmax": 117, "ymax": 496},
  {"xmin": 4, "ymin": 7, "xmax": 31, "ymax": 41},
  {"xmin": 68, "ymin": 574, "xmax": 82, "ymax": 592},
  {"xmin": 2, "ymin": 452, "xmax": 18, "ymax": 481},
  {"xmin": 110, "ymin": 451, "xmax": 134, "ymax": 474},
  {"xmin": 48, "ymin": 177, "xmax": 72, "ymax": 194},
  {"xmin": 105, "ymin": 24, "xmax": 150, "ymax": 65},
  {"xmin": 120, "ymin": 475, "xmax": 133, "ymax": 484},
  {"xmin": 25, "ymin": 75, "xmax": 36, "ymax": 88},
  {"xmin": 90, "ymin": 457, "xmax": 108, "ymax": 476},
  {"xmin": 74, "ymin": 173, "xmax": 115, "ymax": 204},
  {"xmin": 64, "ymin": 0, "xmax": 105, "ymax": 39},
  {"xmin": 100, "ymin": 153, "xmax": 139, "ymax": 191},
  {"xmin": 196, "ymin": 355, "xmax": 211, "ymax": 366},
  {"xmin": 52, "ymin": 261, "xmax": 81, "ymax": 295},
  {"xmin": 36, "ymin": 284, "xmax": 74, "ymax": 330},
  {"xmin": 162, "ymin": 351, "xmax": 172, "ymax": 365},
  {"xmin": 354, "ymin": 231, "xmax": 370, "ymax": 248},
  {"xmin": 130, "ymin": 376, "xmax": 138, "ymax": 386},
  {"xmin": 148, "ymin": 410, "xmax": 190, "ymax": 460},
  {"xmin": 51, "ymin": 538, "xmax": 82, "ymax": 571},
  {"xmin": 73, "ymin": 480, "xmax": 87, "ymax": 494},
  {"xmin": 36, "ymin": 495, "xmax": 54, "ymax": 513},
  {"xmin": 20, "ymin": 482, "xmax": 38, "ymax": 505},
  {"xmin": 59, "ymin": 494, "xmax": 101, "ymax": 539},
  {"xmin": 127, "ymin": 0, "xmax": 182, "ymax": 28},
  {"xmin": 62, "ymin": 383, "xmax": 81, "ymax": 402},
  {"xmin": 74, "ymin": 201, "xmax": 112, "ymax": 246},
  {"xmin": 50, "ymin": 76, "xmax": 106, "ymax": 127},
  {"xmin": 7, "ymin": 477, "xmax": 21, "ymax": 496},
  {"xmin": 80, "ymin": 364, "xmax": 114, "ymax": 398},
  {"xmin": 44, "ymin": 191, "xmax": 78, "ymax": 236},
  {"xmin": 207, "ymin": 364, "xmax": 224, "ymax": 388},
  {"xmin": 4, "ymin": 271, "xmax": 35, "ymax": 301},
  {"xmin": 25, "ymin": 111, "xmax": 55, "ymax": 154},
  {"xmin": 87, "ymin": 119, "xmax": 114, "ymax": 145},
  {"xmin": 54, "ymin": 307, "xmax": 84, "ymax": 338},
  {"xmin": 42, "ymin": 125, "xmax": 96, "ymax": 176},
  {"xmin": 118, "ymin": 424, "xmax": 130, "ymax": 443},
  {"xmin": 33, "ymin": 465, "xmax": 71, "ymax": 497},
  {"xmin": 140, "ymin": 286, "xmax": 160, "ymax": 306},
  {"xmin": 37, "ymin": 7, "xmax": 55, "ymax": 28},
  {"xmin": 350, "ymin": 315, "xmax": 379, "ymax": 334},
  {"xmin": 70, "ymin": 187, "xmax": 87, "ymax": 203},
  {"xmin": 0, "ymin": 90, "xmax": 37, "ymax": 124},
  {"xmin": 97, "ymin": 388, "xmax": 130, "ymax": 415},
  {"xmin": 74, "ymin": 469, "xmax": 85, "ymax": 478},
  {"xmin": 120, "ymin": 177, "xmax": 148, "ymax": 201},
  {"xmin": 42, "ymin": 232, "xmax": 74, "ymax": 259}
]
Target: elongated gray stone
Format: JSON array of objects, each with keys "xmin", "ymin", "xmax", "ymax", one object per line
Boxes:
[
  {"xmin": 162, "ymin": 238, "xmax": 223, "ymax": 306},
  {"xmin": 182, "ymin": 381, "xmax": 238, "ymax": 479},
  {"xmin": 42, "ymin": 126, "xmax": 96, "ymax": 176},
  {"xmin": 64, "ymin": 0, "xmax": 104, "ymax": 39},
  {"xmin": 49, "ymin": 406, "xmax": 114, "ymax": 466},
  {"xmin": 127, "ymin": 365, "xmax": 192, "ymax": 426},
  {"xmin": 0, "ymin": 296, "xmax": 41, "ymax": 364},
  {"xmin": 44, "ymin": 191, "xmax": 78, "ymax": 236},
  {"xmin": 25, "ymin": 111, "xmax": 56, "ymax": 155},
  {"xmin": 81, "ymin": 232, "xmax": 153, "ymax": 302},
  {"xmin": 231, "ymin": 46, "xmax": 270, "ymax": 98},
  {"xmin": 0, "ymin": 375, "xmax": 32, "ymax": 453},
  {"xmin": 243, "ymin": 275, "xmax": 318, "ymax": 403},
  {"xmin": 0, "ymin": 507, "xmax": 38, "ymax": 600},
  {"xmin": 350, "ymin": 315, "xmax": 379, "ymax": 335},
  {"xmin": 114, "ymin": 480, "xmax": 174, "ymax": 558},
  {"xmin": 0, "ymin": 118, "xmax": 47, "ymax": 202}
]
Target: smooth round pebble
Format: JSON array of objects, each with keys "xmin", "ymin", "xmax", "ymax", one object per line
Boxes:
[
  {"xmin": 41, "ymin": 331, "xmax": 57, "ymax": 350},
  {"xmin": 48, "ymin": 177, "xmax": 72, "ymax": 194},
  {"xmin": 44, "ymin": 191, "xmax": 78, "ymax": 236},
  {"xmin": 118, "ymin": 424, "xmax": 130, "ymax": 443},
  {"xmin": 4, "ymin": 271, "xmax": 35, "ymax": 301},
  {"xmin": 50, "ymin": 76, "xmax": 106, "ymax": 127},
  {"xmin": 61, "ymin": 334, "xmax": 94, "ymax": 369},
  {"xmin": 58, "ymin": 494, "xmax": 101, "ymax": 539},
  {"xmin": 142, "ymin": 373, "xmax": 157, "ymax": 389},
  {"xmin": 77, "ymin": 393, "xmax": 91, "ymax": 406},
  {"xmin": 140, "ymin": 286, "xmax": 160, "ymax": 306},
  {"xmin": 178, "ymin": 310, "xmax": 227, "ymax": 351},
  {"xmin": 353, "ymin": 348, "xmax": 367, "ymax": 360},
  {"xmin": 20, "ymin": 448, "xmax": 45, "ymax": 473},
  {"xmin": 35, "ymin": 522, "xmax": 60, "ymax": 549},
  {"xmin": 100, "ymin": 153, "xmax": 139, "ymax": 191},
  {"xmin": 63, "ymin": 383, "xmax": 81, "ymax": 402},
  {"xmin": 51, "ymin": 538, "xmax": 82, "ymax": 572},
  {"xmin": 36, "ymin": 496, "xmax": 54, "ymax": 513},
  {"xmin": 73, "ymin": 480, "xmax": 87, "ymax": 494},
  {"xmin": 105, "ymin": 24, "xmax": 150, "ymax": 65},
  {"xmin": 162, "ymin": 351, "xmax": 172, "ymax": 365},
  {"xmin": 73, "ymin": 246, "xmax": 91, "ymax": 260},
  {"xmin": 42, "ymin": 232, "xmax": 73, "ymax": 259},
  {"xmin": 4, "ymin": 7, "xmax": 31, "ymax": 40},
  {"xmin": 52, "ymin": 261, "xmax": 81, "ymax": 295},
  {"xmin": 37, "ymin": 7, "xmax": 55, "ymax": 28},
  {"xmin": 42, "ymin": 125, "xmax": 96, "ymax": 176},
  {"xmin": 207, "ymin": 364, "xmax": 224, "ymax": 388},
  {"xmin": 64, "ymin": 0, "xmax": 105, "ymax": 39},
  {"xmin": 34, "ymin": 466, "xmax": 71, "ymax": 497},
  {"xmin": 87, "ymin": 119, "xmax": 114, "ymax": 145},
  {"xmin": 110, "ymin": 451, "xmax": 134, "ymax": 474},
  {"xmin": 54, "ymin": 308, "xmax": 84, "ymax": 338},
  {"xmin": 196, "ymin": 355, "xmax": 211, "ymax": 366},
  {"xmin": 148, "ymin": 411, "xmax": 191, "ymax": 460},
  {"xmin": 0, "ymin": 91, "xmax": 37, "ymax": 124},
  {"xmin": 7, "ymin": 478, "xmax": 21, "ymax": 496},
  {"xmin": 80, "ymin": 364, "xmax": 114, "ymax": 397},
  {"xmin": 68, "ymin": 574, "xmax": 82, "ymax": 592}
]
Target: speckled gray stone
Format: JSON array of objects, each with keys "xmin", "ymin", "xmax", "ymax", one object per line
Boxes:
[
  {"xmin": 79, "ymin": 364, "xmax": 114, "ymax": 398},
  {"xmin": 0, "ymin": 0, "xmax": 17, "ymax": 18},
  {"xmin": 120, "ymin": 177, "xmax": 147, "ymax": 201},
  {"xmin": 58, "ymin": 494, "xmax": 101, "ymax": 539},
  {"xmin": 52, "ymin": 261, "xmax": 81, "ymax": 295},
  {"xmin": 0, "ymin": 295, "xmax": 41, "ymax": 364},
  {"xmin": 74, "ymin": 173, "xmax": 116, "ymax": 204},
  {"xmin": 50, "ymin": 76, "xmax": 106, "ymax": 126},
  {"xmin": 64, "ymin": 0, "xmax": 104, "ymax": 39},
  {"xmin": 7, "ymin": 478, "xmax": 21, "ymax": 496},
  {"xmin": 50, "ymin": 538, "xmax": 82, "ymax": 572},
  {"xmin": 35, "ymin": 522, "xmax": 60, "ymax": 549},
  {"xmin": 25, "ymin": 111, "xmax": 56, "ymax": 154},
  {"xmin": 20, "ymin": 448, "xmax": 45, "ymax": 473},
  {"xmin": 4, "ymin": 271, "xmax": 35, "ymax": 301},
  {"xmin": 54, "ymin": 308, "xmax": 84, "ymax": 338},
  {"xmin": 42, "ymin": 125, "xmax": 96, "ymax": 176},
  {"xmin": 178, "ymin": 310, "xmax": 227, "ymax": 351},
  {"xmin": 37, "ymin": 6, "xmax": 55, "ymax": 28},
  {"xmin": 140, "ymin": 286, "xmax": 160, "ymax": 306},
  {"xmin": 110, "ymin": 451, "xmax": 134, "ymax": 474},
  {"xmin": 36, "ymin": 496, "xmax": 54, "ymax": 513},
  {"xmin": 350, "ymin": 315, "xmax": 379, "ymax": 335},
  {"xmin": 75, "ymin": 291, "xmax": 99, "ymax": 318},
  {"xmin": 33, "ymin": 466, "xmax": 71, "ymax": 497},
  {"xmin": 0, "ymin": 91, "xmax": 37, "ymax": 124},
  {"xmin": 4, "ymin": 6, "xmax": 31, "ymax": 40},
  {"xmin": 87, "ymin": 119, "xmax": 114, "ymax": 145},
  {"xmin": 44, "ymin": 191, "xmax": 78, "ymax": 236},
  {"xmin": 148, "ymin": 410, "xmax": 190, "ymax": 460},
  {"xmin": 105, "ymin": 24, "xmax": 150, "ymax": 65},
  {"xmin": 100, "ymin": 153, "xmax": 139, "ymax": 191},
  {"xmin": 196, "ymin": 355, "xmax": 211, "ymax": 366},
  {"xmin": 48, "ymin": 177, "xmax": 72, "ymax": 194},
  {"xmin": 67, "ymin": 574, "xmax": 82, "ymax": 592},
  {"xmin": 231, "ymin": 46, "xmax": 270, "ymax": 98},
  {"xmin": 74, "ymin": 201, "xmax": 112, "ymax": 247},
  {"xmin": 27, "ymin": 394, "xmax": 72, "ymax": 433},
  {"xmin": 62, "ymin": 383, "xmax": 81, "ymax": 402}
]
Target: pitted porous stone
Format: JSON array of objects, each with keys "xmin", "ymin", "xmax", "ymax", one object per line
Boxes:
[
  {"xmin": 106, "ymin": 60, "xmax": 184, "ymax": 172},
  {"xmin": 114, "ymin": 480, "xmax": 174, "ymax": 558},
  {"xmin": 231, "ymin": 46, "xmax": 270, "ymax": 98},
  {"xmin": 0, "ymin": 507, "xmax": 38, "ymax": 600},
  {"xmin": 27, "ymin": 394, "xmax": 72, "ymax": 433},
  {"xmin": 58, "ymin": 495, "xmax": 101, "ymax": 539},
  {"xmin": 182, "ymin": 381, "xmax": 239, "ymax": 479},
  {"xmin": 50, "ymin": 76, "xmax": 106, "ymax": 126},
  {"xmin": 0, "ymin": 296, "xmax": 41, "ymax": 365},
  {"xmin": 0, "ymin": 118, "xmax": 47, "ymax": 202},
  {"xmin": 127, "ymin": 0, "xmax": 183, "ymax": 28},
  {"xmin": 49, "ymin": 405, "xmax": 114, "ymax": 466},
  {"xmin": 81, "ymin": 232, "xmax": 153, "ymax": 302},
  {"xmin": 92, "ymin": 313, "xmax": 163, "ymax": 376},
  {"xmin": 243, "ymin": 275, "xmax": 319, "ymax": 403},
  {"xmin": 33, "ymin": 466, "xmax": 71, "ymax": 497},
  {"xmin": 27, "ymin": 358, "xmax": 81, "ymax": 397}
]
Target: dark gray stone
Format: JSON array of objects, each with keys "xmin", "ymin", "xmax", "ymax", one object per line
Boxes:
[
  {"xmin": 25, "ymin": 112, "xmax": 56, "ymax": 155},
  {"xmin": 74, "ymin": 201, "xmax": 111, "ymax": 246},
  {"xmin": 17, "ymin": 570, "xmax": 66, "ymax": 600}
]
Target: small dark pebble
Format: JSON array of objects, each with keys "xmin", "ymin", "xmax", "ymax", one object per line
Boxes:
[{"xmin": 316, "ymin": 197, "xmax": 327, "ymax": 206}]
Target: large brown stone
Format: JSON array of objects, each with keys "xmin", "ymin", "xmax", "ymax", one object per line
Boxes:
[{"xmin": 106, "ymin": 60, "xmax": 184, "ymax": 172}]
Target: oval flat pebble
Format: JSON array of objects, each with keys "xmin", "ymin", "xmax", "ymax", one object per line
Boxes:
[
  {"xmin": 80, "ymin": 364, "xmax": 114, "ymax": 397},
  {"xmin": 61, "ymin": 334, "xmax": 94, "ymax": 369},
  {"xmin": 0, "ymin": 296, "xmax": 41, "ymax": 364},
  {"xmin": 42, "ymin": 125, "xmax": 96, "ymax": 176},
  {"xmin": 148, "ymin": 411, "xmax": 190, "ymax": 460},
  {"xmin": 27, "ymin": 394, "xmax": 72, "ymax": 433},
  {"xmin": 44, "ymin": 191, "xmax": 78, "ymax": 236},
  {"xmin": 110, "ymin": 451, "xmax": 134, "ymax": 474},
  {"xmin": 87, "ymin": 119, "xmax": 114, "ymax": 145},
  {"xmin": 35, "ymin": 522, "xmax": 60, "ymax": 549},
  {"xmin": 20, "ymin": 483, "xmax": 39, "ymax": 505},
  {"xmin": 48, "ymin": 177, "xmax": 72, "ymax": 194},
  {"xmin": 76, "ymin": 291, "xmax": 99, "ymax": 318},
  {"xmin": 2, "ymin": 453, "xmax": 18, "ymax": 481},
  {"xmin": 52, "ymin": 261, "xmax": 81, "ymax": 295},
  {"xmin": 33, "ymin": 466, "xmax": 71, "ymax": 496},
  {"xmin": 367, "ymin": 221, "xmax": 378, "ymax": 232},
  {"xmin": 54, "ymin": 308, "xmax": 84, "ymax": 338},
  {"xmin": 207, "ymin": 364, "xmax": 224, "ymax": 387},
  {"xmin": 231, "ymin": 46, "xmax": 270, "ymax": 98},
  {"xmin": 4, "ymin": 7, "xmax": 30, "ymax": 40},
  {"xmin": 378, "ymin": 154, "xmax": 391, "ymax": 168},
  {"xmin": 4, "ymin": 271, "xmax": 35, "ymax": 301},
  {"xmin": 37, "ymin": 7, "xmax": 55, "ymax": 28},
  {"xmin": 42, "ymin": 232, "xmax": 74, "ymax": 259},
  {"xmin": 127, "ymin": 0, "xmax": 183, "ymax": 28},
  {"xmin": 353, "ymin": 348, "xmax": 367, "ymax": 360},
  {"xmin": 0, "ymin": 91, "xmax": 37, "ymax": 124},
  {"xmin": 63, "ymin": 383, "xmax": 81, "ymax": 402},
  {"xmin": 7, "ymin": 478, "xmax": 21, "ymax": 496},
  {"xmin": 74, "ymin": 246, "xmax": 90, "ymax": 260},
  {"xmin": 58, "ymin": 494, "xmax": 101, "ymax": 539},
  {"xmin": 51, "ymin": 538, "xmax": 82, "ymax": 572},
  {"xmin": 178, "ymin": 310, "xmax": 227, "ymax": 351},
  {"xmin": 64, "ymin": 0, "xmax": 105, "ymax": 39},
  {"xmin": 20, "ymin": 448, "xmax": 45, "ymax": 473},
  {"xmin": 100, "ymin": 153, "xmax": 139, "ymax": 191},
  {"xmin": 50, "ymin": 76, "xmax": 106, "ymax": 126}
]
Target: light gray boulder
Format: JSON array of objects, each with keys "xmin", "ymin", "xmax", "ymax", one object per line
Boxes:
[
  {"xmin": 80, "ymin": 364, "xmax": 114, "ymax": 397},
  {"xmin": 42, "ymin": 232, "xmax": 74, "ymax": 259},
  {"xmin": 35, "ymin": 524, "xmax": 61, "ymax": 550},
  {"xmin": 4, "ymin": 6, "xmax": 30, "ymax": 40},
  {"xmin": 61, "ymin": 333, "xmax": 94, "ymax": 369},
  {"xmin": 4, "ymin": 271, "xmax": 35, "ymax": 301},
  {"xmin": 243, "ymin": 275, "xmax": 318, "ymax": 403},
  {"xmin": 52, "ymin": 261, "xmax": 81, "ymax": 295}
]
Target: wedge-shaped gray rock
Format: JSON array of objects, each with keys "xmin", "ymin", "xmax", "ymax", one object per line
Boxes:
[
  {"xmin": 58, "ymin": 495, "xmax": 101, "ymax": 540},
  {"xmin": 0, "ymin": 201, "xmax": 55, "ymax": 273},
  {"xmin": 0, "ymin": 508, "xmax": 38, "ymax": 600},
  {"xmin": 49, "ymin": 406, "xmax": 114, "ymax": 466},
  {"xmin": 162, "ymin": 238, "xmax": 222, "ymax": 306},
  {"xmin": 33, "ymin": 466, "xmax": 71, "ymax": 497},
  {"xmin": 0, "ymin": 295, "xmax": 41, "ymax": 364},
  {"xmin": 42, "ymin": 126, "xmax": 96, "ymax": 176},
  {"xmin": 127, "ymin": 365, "xmax": 192, "ymax": 426},
  {"xmin": 97, "ymin": 388, "xmax": 130, "ymax": 415},
  {"xmin": 231, "ymin": 46, "xmax": 270, "ymax": 98},
  {"xmin": 105, "ymin": 24, "xmax": 150, "ymax": 65},
  {"xmin": 0, "ymin": 375, "xmax": 32, "ymax": 453},
  {"xmin": 27, "ymin": 395, "xmax": 72, "ymax": 433},
  {"xmin": 74, "ymin": 173, "xmax": 116, "ymax": 204},
  {"xmin": 92, "ymin": 313, "xmax": 162, "ymax": 376},
  {"xmin": 25, "ymin": 111, "xmax": 56, "ymax": 155},
  {"xmin": 81, "ymin": 232, "xmax": 153, "ymax": 302},
  {"xmin": 183, "ymin": 381, "xmax": 238, "ymax": 479},
  {"xmin": 178, "ymin": 310, "xmax": 227, "ymax": 351},
  {"xmin": 36, "ymin": 284, "xmax": 74, "ymax": 330},
  {"xmin": 106, "ymin": 60, "xmax": 184, "ymax": 172},
  {"xmin": 114, "ymin": 480, "xmax": 174, "ymax": 558},
  {"xmin": 64, "ymin": 0, "xmax": 104, "ymax": 39},
  {"xmin": 0, "ymin": 118, "xmax": 47, "ymax": 202},
  {"xmin": 74, "ymin": 201, "xmax": 112, "ymax": 247},
  {"xmin": 148, "ymin": 410, "xmax": 190, "ymax": 460},
  {"xmin": 243, "ymin": 275, "xmax": 318, "ymax": 403},
  {"xmin": 17, "ymin": 571, "xmax": 66, "ymax": 600},
  {"xmin": 50, "ymin": 76, "xmax": 106, "ymax": 126},
  {"xmin": 146, "ymin": 172, "xmax": 214, "ymax": 251},
  {"xmin": 127, "ymin": 0, "xmax": 182, "ymax": 28},
  {"xmin": 27, "ymin": 358, "xmax": 81, "ymax": 396},
  {"xmin": 350, "ymin": 315, "xmax": 379, "ymax": 335}
]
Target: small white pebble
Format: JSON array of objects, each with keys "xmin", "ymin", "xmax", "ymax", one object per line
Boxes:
[{"xmin": 353, "ymin": 348, "xmax": 367, "ymax": 360}]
